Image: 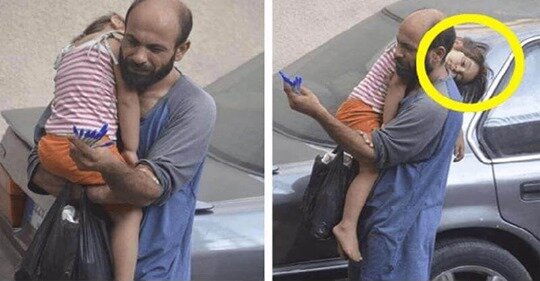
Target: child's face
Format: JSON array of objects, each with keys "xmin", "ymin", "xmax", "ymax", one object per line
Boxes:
[{"xmin": 445, "ymin": 50, "xmax": 480, "ymax": 83}]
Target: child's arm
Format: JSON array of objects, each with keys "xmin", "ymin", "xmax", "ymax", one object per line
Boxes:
[
  {"xmin": 108, "ymin": 38, "xmax": 140, "ymax": 166},
  {"xmin": 382, "ymin": 73, "xmax": 407, "ymax": 127}
]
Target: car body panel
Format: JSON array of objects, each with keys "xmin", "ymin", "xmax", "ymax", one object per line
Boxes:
[
  {"xmin": 206, "ymin": 53, "xmax": 264, "ymax": 176},
  {"xmin": 384, "ymin": 0, "xmax": 540, "ymax": 23},
  {"xmin": 192, "ymin": 197, "xmax": 263, "ymax": 280}
]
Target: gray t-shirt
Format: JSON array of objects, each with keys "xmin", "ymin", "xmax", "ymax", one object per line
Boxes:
[{"xmin": 371, "ymin": 78, "xmax": 451, "ymax": 169}]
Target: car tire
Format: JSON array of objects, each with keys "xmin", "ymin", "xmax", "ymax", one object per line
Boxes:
[{"xmin": 431, "ymin": 238, "xmax": 532, "ymax": 281}]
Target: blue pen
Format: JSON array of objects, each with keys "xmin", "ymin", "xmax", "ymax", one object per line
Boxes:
[
  {"xmin": 278, "ymin": 71, "xmax": 303, "ymax": 94},
  {"xmin": 278, "ymin": 71, "xmax": 295, "ymax": 86}
]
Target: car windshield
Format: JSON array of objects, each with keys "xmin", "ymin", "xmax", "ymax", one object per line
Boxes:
[{"xmin": 205, "ymin": 53, "xmax": 264, "ymax": 176}]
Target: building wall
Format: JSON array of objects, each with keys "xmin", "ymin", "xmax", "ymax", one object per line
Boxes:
[
  {"xmin": 0, "ymin": 0, "xmax": 263, "ymax": 137},
  {"xmin": 273, "ymin": 0, "xmax": 400, "ymax": 71}
]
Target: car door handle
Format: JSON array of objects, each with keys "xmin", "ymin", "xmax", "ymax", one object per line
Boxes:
[{"xmin": 520, "ymin": 182, "xmax": 540, "ymax": 201}]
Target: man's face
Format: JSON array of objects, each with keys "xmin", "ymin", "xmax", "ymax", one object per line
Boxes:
[
  {"xmin": 119, "ymin": 5, "xmax": 183, "ymax": 91},
  {"xmin": 394, "ymin": 20, "xmax": 436, "ymax": 85},
  {"xmin": 119, "ymin": 47, "xmax": 176, "ymax": 92}
]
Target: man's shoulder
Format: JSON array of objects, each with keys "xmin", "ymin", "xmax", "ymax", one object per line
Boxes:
[
  {"xmin": 168, "ymin": 74, "xmax": 217, "ymax": 114},
  {"xmin": 413, "ymin": 86, "xmax": 449, "ymax": 121}
]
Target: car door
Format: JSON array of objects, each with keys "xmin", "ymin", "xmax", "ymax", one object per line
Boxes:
[{"xmin": 475, "ymin": 37, "xmax": 540, "ymax": 239}]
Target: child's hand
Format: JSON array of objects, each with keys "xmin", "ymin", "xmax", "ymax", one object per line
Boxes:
[
  {"xmin": 122, "ymin": 150, "xmax": 139, "ymax": 166},
  {"xmin": 453, "ymin": 134, "xmax": 465, "ymax": 162},
  {"xmin": 356, "ymin": 130, "xmax": 373, "ymax": 148}
]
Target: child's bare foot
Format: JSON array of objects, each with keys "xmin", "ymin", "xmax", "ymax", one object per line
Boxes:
[
  {"xmin": 337, "ymin": 243, "xmax": 346, "ymax": 260},
  {"xmin": 333, "ymin": 223, "xmax": 362, "ymax": 262}
]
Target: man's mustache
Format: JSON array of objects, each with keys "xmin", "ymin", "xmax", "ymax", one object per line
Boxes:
[{"xmin": 125, "ymin": 61, "xmax": 153, "ymax": 73}]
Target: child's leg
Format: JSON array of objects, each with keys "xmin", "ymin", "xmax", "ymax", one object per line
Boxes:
[
  {"xmin": 333, "ymin": 162, "xmax": 378, "ymax": 262},
  {"xmin": 108, "ymin": 205, "xmax": 142, "ymax": 281}
]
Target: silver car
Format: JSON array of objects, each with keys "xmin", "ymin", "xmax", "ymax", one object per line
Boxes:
[{"xmin": 273, "ymin": 2, "xmax": 540, "ymax": 280}]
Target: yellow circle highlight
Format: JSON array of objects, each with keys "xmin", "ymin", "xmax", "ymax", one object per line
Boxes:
[{"xmin": 416, "ymin": 14, "xmax": 525, "ymax": 112}]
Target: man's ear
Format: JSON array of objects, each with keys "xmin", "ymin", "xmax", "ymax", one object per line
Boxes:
[
  {"xmin": 432, "ymin": 46, "xmax": 447, "ymax": 65},
  {"xmin": 174, "ymin": 41, "xmax": 191, "ymax": 61}
]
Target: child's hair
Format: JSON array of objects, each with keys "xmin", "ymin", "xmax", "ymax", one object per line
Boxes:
[
  {"xmin": 71, "ymin": 12, "xmax": 123, "ymax": 44},
  {"xmin": 454, "ymin": 37, "xmax": 490, "ymax": 103}
]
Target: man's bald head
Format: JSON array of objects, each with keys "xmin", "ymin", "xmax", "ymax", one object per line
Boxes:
[
  {"xmin": 401, "ymin": 8, "xmax": 455, "ymax": 56},
  {"xmin": 403, "ymin": 8, "xmax": 445, "ymax": 35},
  {"xmin": 394, "ymin": 8, "xmax": 455, "ymax": 83},
  {"xmin": 125, "ymin": 0, "xmax": 193, "ymax": 47}
]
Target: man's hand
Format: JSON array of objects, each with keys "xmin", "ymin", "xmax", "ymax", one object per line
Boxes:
[
  {"xmin": 283, "ymin": 83, "xmax": 326, "ymax": 118},
  {"xmin": 69, "ymin": 138, "xmax": 120, "ymax": 172}
]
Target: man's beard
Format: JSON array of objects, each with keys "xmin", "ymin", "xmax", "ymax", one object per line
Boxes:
[
  {"xmin": 394, "ymin": 56, "xmax": 433, "ymax": 87},
  {"xmin": 118, "ymin": 49, "xmax": 176, "ymax": 92}
]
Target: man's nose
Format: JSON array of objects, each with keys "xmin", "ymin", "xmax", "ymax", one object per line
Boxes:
[
  {"xmin": 131, "ymin": 47, "xmax": 148, "ymax": 65},
  {"xmin": 394, "ymin": 47, "xmax": 404, "ymax": 59}
]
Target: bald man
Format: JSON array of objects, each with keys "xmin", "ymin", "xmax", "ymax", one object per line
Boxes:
[
  {"xmin": 284, "ymin": 9, "xmax": 463, "ymax": 280},
  {"xmin": 27, "ymin": 0, "xmax": 216, "ymax": 280}
]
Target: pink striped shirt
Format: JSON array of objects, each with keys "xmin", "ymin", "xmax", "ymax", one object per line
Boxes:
[
  {"xmin": 45, "ymin": 32, "xmax": 119, "ymax": 140},
  {"xmin": 349, "ymin": 47, "xmax": 396, "ymax": 113}
]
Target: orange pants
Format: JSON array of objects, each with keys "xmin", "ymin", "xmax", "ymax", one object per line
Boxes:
[
  {"xmin": 335, "ymin": 98, "xmax": 381, "ymax": 132},
  {"xmin": 38, "ymin": 133, "xmax": 123, "ymax": 185}
]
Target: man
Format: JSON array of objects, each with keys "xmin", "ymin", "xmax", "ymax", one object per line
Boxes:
[
  {"xmin": 27, "ymin": 0, "xmax": 216, "ymax": 280},
  {"xmin": 284, "ymin": 9, "xmax": 463, "ymax": 281}
]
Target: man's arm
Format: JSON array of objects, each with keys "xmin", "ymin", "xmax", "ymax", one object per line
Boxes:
[
  {"xmin": 370, "ymin": 94, "xmax": 448, "ymax": 169},
  {"xmin": 283, "ymin": 84, "xmax": 449, "ymax": 168},
  {"xmin": 283, "ymin": 84, "xmax": 376, "ymax": 162},
  {"xmin": 27, "ymin": 104, "xmax": 57, "ymax": 195},
  {"xmin": 69, "ymin": 138, "xmax": 161, "ymax": 207},
  {"xmin": 70, "ymin": 87, "xmax": 217, "ymax": 207}
]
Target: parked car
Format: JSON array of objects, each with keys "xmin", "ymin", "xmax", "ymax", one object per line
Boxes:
[
  {"xmin": 0, "ymin": 54, "xmax": 264, "ymax": 280},
  {"xmin": 273, "ymin": 2, "xmax": 540, "ymax": 280}
]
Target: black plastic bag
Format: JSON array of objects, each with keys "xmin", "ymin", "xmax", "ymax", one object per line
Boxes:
[
  {"xmin": 15, "ymin": 186, "xmax": 79, "ymax": 280},
  {"xmin": 301, "ymin": 147, "xmax": 358, "ymax": 240},
  {"xmin": 15, "ymin": 187, "xmax": 113, "ymax": 281},
  {"xmin": 72, "ymin": 190, "xmax": 113, "ymax": 280}
]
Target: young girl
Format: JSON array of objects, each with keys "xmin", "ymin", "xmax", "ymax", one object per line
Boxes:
[
  {"xmin": 38, "ymin": 13, "xmax": 141, "ymax": 281},
  {"xmin": 332, "ymin": 37, "xmax": 488, "ymax": 262}
]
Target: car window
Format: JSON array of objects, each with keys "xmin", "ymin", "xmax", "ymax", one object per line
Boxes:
[{"xmin": 479, "ymin": 40, "xmax": 540, "ymax": 158}]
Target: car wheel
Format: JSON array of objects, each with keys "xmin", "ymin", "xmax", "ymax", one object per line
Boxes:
[{"xmin": 431, "ymin": 238, "xmax": 531, "ymax": 281}]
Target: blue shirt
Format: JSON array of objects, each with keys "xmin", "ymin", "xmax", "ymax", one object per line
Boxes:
[
  {"xmin": 349, "ymin": 77, "xmax": 463, "ymax": 281},
  {"xmin": 133, "ymin": 76, "xmax": 216, "ymax": 280}
]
